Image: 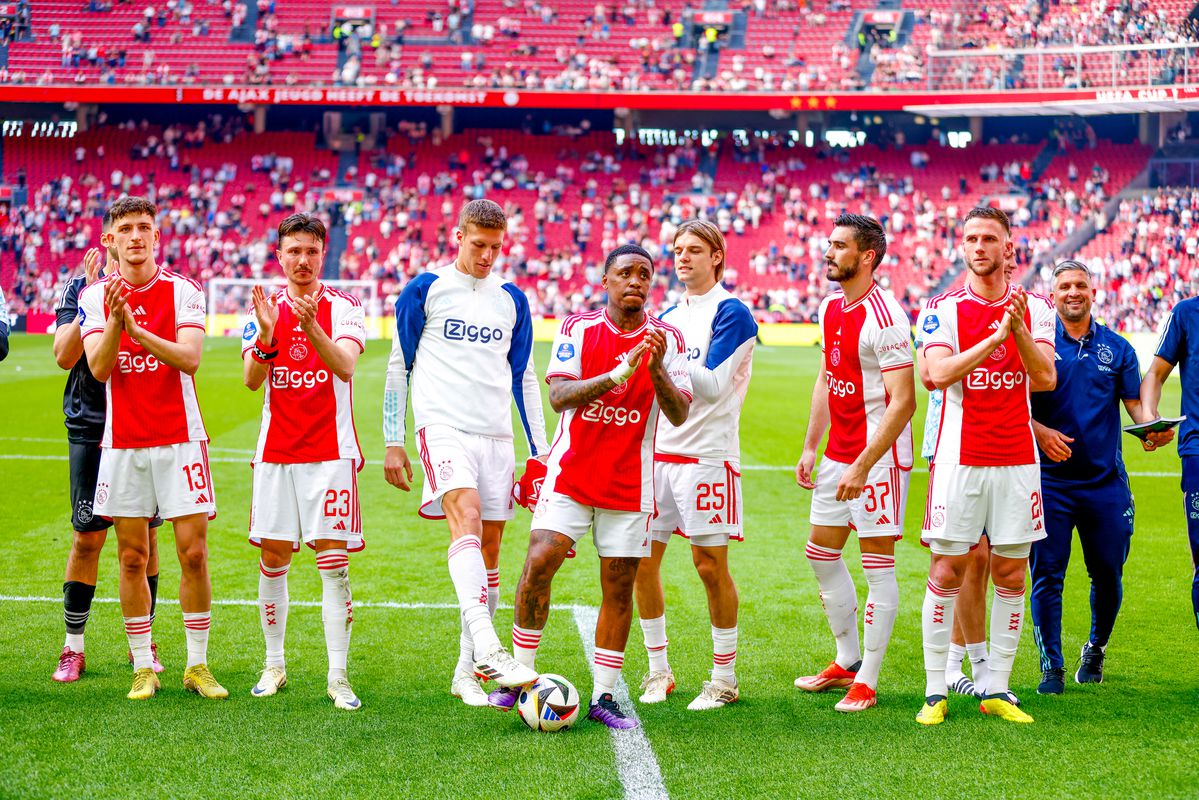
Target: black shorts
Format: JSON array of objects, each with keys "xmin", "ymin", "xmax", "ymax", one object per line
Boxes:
[{"xmin": 69, "ymin": 441, "xmax": 163, "ymax": 533}]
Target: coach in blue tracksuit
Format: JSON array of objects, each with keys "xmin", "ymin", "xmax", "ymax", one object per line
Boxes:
[{"xmin": 1028, "ymin": 261, "xmax": 1166, "ymax": 695}]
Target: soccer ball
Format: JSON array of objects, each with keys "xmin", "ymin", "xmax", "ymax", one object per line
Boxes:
[{"xmin": 517, "ymin": 674, "xmax": 580, "ymax": 732}]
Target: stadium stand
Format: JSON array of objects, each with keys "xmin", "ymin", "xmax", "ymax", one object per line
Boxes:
[{"xmin": 0, "ymin": 109, "xmax": 1162, "ymax": 326}]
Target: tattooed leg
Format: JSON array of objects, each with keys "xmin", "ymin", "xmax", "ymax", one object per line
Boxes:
[{"xmin": 513, "ymin": 529, "xmax": 574, "ymax": 630}]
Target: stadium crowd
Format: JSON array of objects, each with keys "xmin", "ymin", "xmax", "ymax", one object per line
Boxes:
[
  {"xmin": 0, "ymin": 116, "xmax": 1167, "ymax": 329},
  {"xmin": 4, "ymin": 0, "xmax": 1198, "ymax": 90}
]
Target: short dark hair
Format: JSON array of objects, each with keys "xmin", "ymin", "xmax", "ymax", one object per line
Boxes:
[
  {"xmin": 964, "ymin": 206, "xmax": 1011, "ymax": 235},
  {"xmin": 101, "ymin": 210, "xmax": 114, "ymax": 231},
  {"xmin": 277, "ymin": 213, "xmax": 327, "ymax": 247},
  {"xmin": 1052, "ymin": 259, "xmax": 1093, "ymax": 282},
  {"xmin": 833, "ymin": 213, "xmax": 887, "ymax": 268},
  {"xmin": 458, "ymin": 199, "xmax": 507, "ymax": 232},
  {"xmin": 107, "ymin": 196, "xmax": 158, "ymax": 225},
  {"xmin": 604, "ymin": 243, "xmax": 654, "ymax": 273}
]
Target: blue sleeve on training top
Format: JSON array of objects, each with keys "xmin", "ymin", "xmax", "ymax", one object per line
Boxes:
[
  {"xmin": 1116, "ymin": 336, "xmax": 1141, "ymax": 401},
  {"xmin": 394, "ymin": 272, "xmax": 439, "ymax": 371},
  {"xmin": 1156, "ymin": 302, "xmax": 1188, "ymax": 365},
  {"xmin": 705, "ymin": 299, "xmax": 759, "ymax": 370},
  {"xmin": 501, "ymin": 282, "xmax": 538, "ymax": 454}
]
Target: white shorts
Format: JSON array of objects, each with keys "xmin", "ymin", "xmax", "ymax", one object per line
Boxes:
[
  {"xmin": 532, "ymin": 487, "xmax": 652, "ymax": 559},
  {"xmin": 416, "ymin": 425, "xmax": 516, "ymax": 522},
  {"xmin": 94, "ymin": 441, "xmax": 216, "ymax": 521},
  {"xmin": 808, "ymin": 457, "xmax": 908, "ymax": 539},
  {"xmin": 651, "ymin": 457, "xmax": 743, "ymax": 548},
  {"xmin": 921, "ymin": 462, "xmax": 1046, "ymax": 548},
  {"xmin": 250, "ymin": 459, "xmax": 364, "ymax": 552}
]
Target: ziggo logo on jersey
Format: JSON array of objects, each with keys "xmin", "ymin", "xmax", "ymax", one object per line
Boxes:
[
  {"xmin": 444, "ymin": 318, "xmax": 503, "ymax": 344},
  {"xmin": 582, "ymin": 400, "xmax": 643, "ymax": 426},
  {"xmin": 117, "ymin": 353, "xmax": 161, "ymax": 373},
  {"xmin": 966, "ymin": 368, "xmax": 1026, "ymax": 390},
  {"xmin": 272, "ymin": 367, "xmax": 330, "ymax": 389},
  {"xmin": 827, "ymin": 377, "xmax": 857, "ymax": 398}
]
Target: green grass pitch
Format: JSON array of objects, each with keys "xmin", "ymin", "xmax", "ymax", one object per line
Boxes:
[{"xmin": 1, "ymin": 334, "xmax": 1196, "ymax": 799}]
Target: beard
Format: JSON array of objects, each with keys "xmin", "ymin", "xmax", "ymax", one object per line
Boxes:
[
  {"xmin": 968, "ymin": 256, "xmax": 1002, "ymax": 277},
  {"xmin": 825, "ymin": 258, "xmax": 860, "ymax": 283}
]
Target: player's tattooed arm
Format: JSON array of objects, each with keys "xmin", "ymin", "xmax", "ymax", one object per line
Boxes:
[
  {"xmin": 514, "ymin": 529, "xmax": 572, "ymax": 629},
  {"xmin": 547, "ymin": 341, "xmax": 648, "ymax": 412},
  {"xmin": 644, "ymin": 328, "xmax": 690, "ymax": 426}
]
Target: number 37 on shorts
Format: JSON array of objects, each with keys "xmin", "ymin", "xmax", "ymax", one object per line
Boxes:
[{"xmin": 809, "ymin": 458, "xmax": 909, "ymax": 538}]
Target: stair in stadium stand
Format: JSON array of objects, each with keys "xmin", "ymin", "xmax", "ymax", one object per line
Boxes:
[{"xmin": 228, "ymin": 0, "xmax": 258, "ymax": 43}]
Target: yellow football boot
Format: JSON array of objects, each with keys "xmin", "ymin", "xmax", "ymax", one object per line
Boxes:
[
  {"xmin": 128, "ymin": 667, "xmax": 160, "ymax": 700},
  {"xmin": 915, "ymin": 696, "xmax": 948, "ymax": 726},
  {"xmin": 183, "ymin": 663, "xmax": 229, "ymax": 699},
  {"xmin": 980, "ymin": 696, "xmax": 1034, "ymax": 723}
]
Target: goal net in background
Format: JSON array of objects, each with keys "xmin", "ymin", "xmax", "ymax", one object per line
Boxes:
[{"xmin": 207, "ymin": 278, "xmax": 387, "ymax": 339}]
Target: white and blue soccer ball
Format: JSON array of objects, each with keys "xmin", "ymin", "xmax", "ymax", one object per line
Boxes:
[{"xmin": 517, "ymin": 674, "xmax": 580, "ymax": 732}]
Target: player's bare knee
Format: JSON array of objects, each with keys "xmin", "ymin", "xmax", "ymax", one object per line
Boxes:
[
  {"xmin": 118, "ymin": 546, "xmax": 148, "ymax": 574},
  {"xmin": 929, "ymin": 554, "xmax": 967, "ymax": 587},
  {"xmin": 177, "ymin": 542, "xmax": 209, "ymax": 575},
  {"xmin": 71, "ymin": 531, "xmax": 106, "ymax": 561}
]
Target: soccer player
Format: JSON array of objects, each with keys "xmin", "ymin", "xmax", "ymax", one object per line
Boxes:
[
  {"xmin": 914, "ymin": 254, "xmax": 1017, "ymax": 700},
  {"xmin": 242, "ymin": 214, "xmax": 366, "ymax": 710},
  {"xmin": 916, "ymin": 207, "xmax": 1056, "ymax": 725},
  {"xmin": 51, "ymin": 231, "xmax": 164, "ymax": 682},
  {"xmin": 1029, "ymin": 260, "xmax": 1168, "ymax": 694},
  {"xmin": 506, "ymin": 244, "xmax": 693, "ymax": 729},
  {"xmin": 79, "ymin": 196, "xmax": 226, "ymax": 701},
  {"xmin": 1139, "ymin": 296, "xmax": 1199, "ymax": 631},
  {"xmin": 634, "ymin": 219, "xmax": 757, "ymax": 711},
  {"xmin": 384, "ymin": 199, "xmax": 549, "ymax": 706},
  {"xmin": 794, "ymin": 214, "xmax": 916, "ymax": 713}
]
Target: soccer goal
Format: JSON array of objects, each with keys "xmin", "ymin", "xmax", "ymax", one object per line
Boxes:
[{"xmin": 207, "ymin": 278, "xmax": 386, "ymax": 339}]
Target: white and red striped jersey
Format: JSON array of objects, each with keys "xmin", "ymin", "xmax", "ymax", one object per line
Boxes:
[
  {"xmin": 79, "ymin": 267, "xmax": 208, "ymax": 449},
  {"xmin": 544, "ymin": 310, "xmax": 693, "ymax": 513},
  {"xmin": 817, "ymin": 282, "xmax": 914, "ymax": 469},
  {"xmin": 920, "ymin": 284, "xmax": 1055, "ymax": 467},
  {"xmin": 240, "ymin": 285, "xmax": 366, "ymax": 465}
]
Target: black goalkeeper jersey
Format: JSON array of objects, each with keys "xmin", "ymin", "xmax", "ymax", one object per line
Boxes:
[{"xmin": 55, "ymin": 275, "xmax": 107, "ymax": 443}]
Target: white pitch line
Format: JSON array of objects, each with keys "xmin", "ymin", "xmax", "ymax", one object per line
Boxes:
[
  {"xmin": 0, "ymin": 451, "xmax": 1179, "ymax": 479},
  {"xmin": 572, "ymin": 605, "xmax": 669, "ymax": 800},
  {"xmin": 0, "ymin": 594, "xmax": 464, "ymax": 610}
]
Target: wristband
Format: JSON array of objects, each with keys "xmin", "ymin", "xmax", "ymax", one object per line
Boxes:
[
  {"xmin": 608, "ymin": 359, "xmax": 636, "ymax": 386},
  {"xmin": 252, "ymin": 336, "xmax": 279, "ymax": 363}
]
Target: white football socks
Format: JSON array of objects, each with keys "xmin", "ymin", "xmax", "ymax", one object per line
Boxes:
[
  {"xmin": 182, "ymin": 611, "xmax": 211, "ymax": 669},
  {"xmin": 711, "ymin": 625, "xmax": 738, "ymax": 683},
  {"xmin": 447, "ymin": 535, "xmax": 501, "ymax": 658},
  {"xmin": 987, "ymin": 586, "xmax": 1026, "ymax": 696},
  {"xmin": 640, "ymin": 615, "xmax": 670, "ymax": 673},
  {"xmin": 316, "ymin": 549, "xmax": 352, "ymax": 682},
  {"xmin": 512, "ymin": 625, "xmax": 541, "ymax": 671},
  {"xmin": 858, "ymin": 554, "xmax": 898, "ymax": 689},
  {"xmin": 592, "ymin": 647, "xmax": 624, "ymax": 703},
  {"xmin": 922, "ymin": 579, "xmax": 959, "ymax": 698},
  {"xmin": 258, "ymin": 560, "xmax": 290, "ymax": 668},
  {"xmin": 125, "ymin": 614, "xmax": 153, "ymax": 671},
  {"xmin": 805, "ymin": 541, "xmax": 861, "ymax": 668}
]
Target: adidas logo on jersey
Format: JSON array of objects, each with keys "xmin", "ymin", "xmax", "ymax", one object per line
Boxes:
[
  {"xmin": 987, "ymin": 320, "xmax": 1001, "ymax": 330},
  {"xmin": 195, "ymin": 493, "xmax": 210, "ymax": 504},
  {"xmin": 876, "ymin": 514, "xmax": 891, "ymax": 525},
  {"xmin": 333, "ymin": 520, "xmax": 347, "ymax": 531},
  {"xmin": 131, "ymin": 305, "xmax": 148, "ymax": 316},
  {"xmin": 708, "ymin": 514, "xmax": 723, "ymax": 525}
]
